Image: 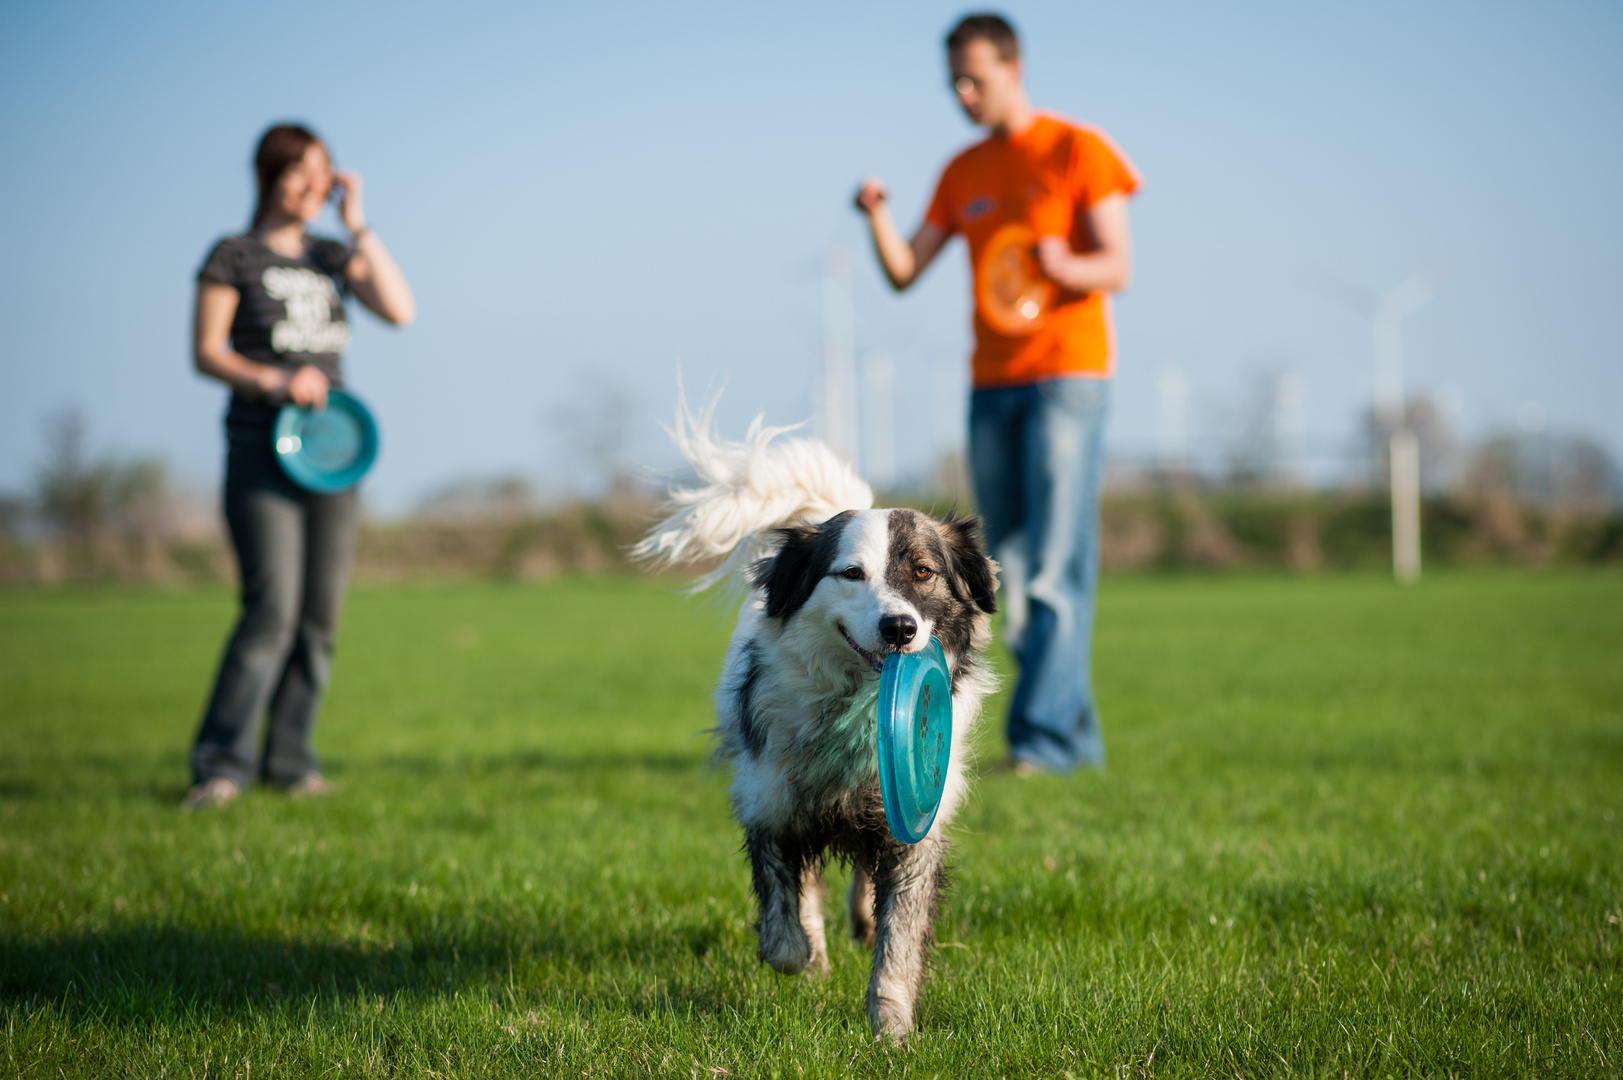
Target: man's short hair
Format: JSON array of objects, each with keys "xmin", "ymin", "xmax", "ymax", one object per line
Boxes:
[{"xmin": 945, "ymin": 13, "xmax": 1020, "ymax": 62}]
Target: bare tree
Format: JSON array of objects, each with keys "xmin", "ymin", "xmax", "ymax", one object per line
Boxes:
[
  {"xmin": 1223, "ymin": 370, "xmax": 1302, "ymax": 488},
  {"xmin": 1462, "ymin": 431, "xmax": 1617, "ymax": 514},
  {"xmin": 412, "ymin": 475, "xmax": 537, "ymax": 523},
  {"xmin": 33, "ymin": 408, "xmax": 182, "ymax": 577},
  {"xmin": 36, "ymin": 410, "xmax": 116, "ymax": 545}
]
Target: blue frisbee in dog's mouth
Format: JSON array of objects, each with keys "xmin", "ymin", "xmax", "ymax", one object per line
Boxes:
[{"xmin": 877, "ymin": 637, "xmax": 952, "ymax": 844}]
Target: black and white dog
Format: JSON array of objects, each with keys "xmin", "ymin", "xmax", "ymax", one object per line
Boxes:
[{"xmin": 637, "ymin": 404, "xmax": 998, "ymax": 1041}]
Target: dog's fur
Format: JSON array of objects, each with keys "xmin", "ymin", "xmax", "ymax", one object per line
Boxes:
[{"xmin": 637, "ymin": 402, "xmax": 997, "ymax": 1041}]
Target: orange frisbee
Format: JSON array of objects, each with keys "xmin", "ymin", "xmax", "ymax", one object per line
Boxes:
[{"xmin": 975, "ymin": 224, "xmax": 1056, "ymax": 337}]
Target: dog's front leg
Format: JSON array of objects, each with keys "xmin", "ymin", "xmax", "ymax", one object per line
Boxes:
[
  {"xmin": 865, "ymin": 835, "xmax": 946, "ymax": 1042},
  {"xmin": 747, "ymin": 828, "xmax": 812, "ymax": 975}
]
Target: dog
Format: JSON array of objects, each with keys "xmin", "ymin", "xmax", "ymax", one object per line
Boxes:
[{"xmin": 636, "ymin": 402, "xmax": 998, "ymax": 1041}]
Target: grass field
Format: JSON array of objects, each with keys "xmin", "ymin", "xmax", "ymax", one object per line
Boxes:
[{"xmin": 2, "ymin": 572, "xmax": 1620, "ymax": 1078}]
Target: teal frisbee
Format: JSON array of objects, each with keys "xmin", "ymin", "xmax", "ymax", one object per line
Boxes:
[
  {"xmin": 272, "ymin": 389, "xmax": 378, "ymax": 493},
  {"xmin": 876, "ymin": 637, "xmax": 953, "ymax": 844}
]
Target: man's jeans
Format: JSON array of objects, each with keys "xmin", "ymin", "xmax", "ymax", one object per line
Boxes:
[
  {"xmin": 969, "ymin": 377, "xmax": 1110, "ymax": 771},
  {"xmin": 191, "ymin": 437, "xmax": 360, "ymax": 787}
]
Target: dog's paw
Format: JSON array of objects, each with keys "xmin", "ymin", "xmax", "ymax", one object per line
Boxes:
[
  {"xmin": 867, "ymin": 994, "xmax": 914, "ymax": 1043},
  {"xmin": 758, "ymin": 921, "xmax": 812, "ymax": 975}
]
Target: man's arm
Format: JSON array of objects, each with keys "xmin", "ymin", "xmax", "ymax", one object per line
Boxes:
[
  {"xmin": 854, "ymin": 179, "xmax": 950, "ymax": 292},
  {"xmin": 1034, "ymin": 192, "xmax": 1132, "ymax": 294}
]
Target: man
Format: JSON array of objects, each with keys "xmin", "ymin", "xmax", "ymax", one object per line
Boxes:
[{"xmin": 855, "ymin": 12, "xmax": 1138, "ymax": 772}]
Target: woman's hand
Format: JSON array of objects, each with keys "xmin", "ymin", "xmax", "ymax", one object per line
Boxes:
[
  {"xmin": 333, "ymin": 170, "xmax": 368, "ymax": 235},
  {"xmin": 261, "ymin": 364, "xmax": 330, "ymax": 410},
  {"xmin": 285, "ymin": 364, "xmax": 330, "ymax": 409}
]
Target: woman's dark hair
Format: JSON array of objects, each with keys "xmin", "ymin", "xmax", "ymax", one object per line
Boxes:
[
  {"xmin": 945, "ymin": 13, "xmax": 1020, "ymax": 61},
  {"xmin": 251, "ymin": 123, "xmax": 327, "ymax": 226}
]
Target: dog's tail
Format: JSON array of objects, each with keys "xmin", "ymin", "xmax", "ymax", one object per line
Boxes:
[{"xmin": 633, "ymin": 394, "xmax": 874, "ymax": 592}]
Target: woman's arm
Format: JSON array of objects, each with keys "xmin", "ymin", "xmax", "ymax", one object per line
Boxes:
[
  {"xmin": 193, "ymin": 282, "xmax": 328, "ymax": 408},
  {"xmin": 334, "ymin": 170, "xmax": 417, "ymax": 326},
  {"xmin": 345, "ymin": 231, "xmax": 416, "ymax": 325}
]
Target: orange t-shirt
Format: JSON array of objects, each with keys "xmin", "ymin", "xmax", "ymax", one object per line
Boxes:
[{"xmin": 925, "ymin": 114, "xmax": 1140, "ymax": 388}]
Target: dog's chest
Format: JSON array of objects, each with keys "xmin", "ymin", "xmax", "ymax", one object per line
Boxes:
[
  {"xmin": 795, "ymin": 680, "xmax": 882, "ymax": 796},
  {"xmin": 751, "ymin": 667, "xmax": 882, "ymax": 800}
]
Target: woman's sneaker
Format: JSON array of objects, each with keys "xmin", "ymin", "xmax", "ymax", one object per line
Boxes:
[{"xmin": 182, "ymin": 777, "xmax": 241, "ymax": 811}]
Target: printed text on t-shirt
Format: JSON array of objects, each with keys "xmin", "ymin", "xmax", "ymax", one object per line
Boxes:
[{"xmin": 263, "ymin": 266, "xmax": 349, "ymax": 355}]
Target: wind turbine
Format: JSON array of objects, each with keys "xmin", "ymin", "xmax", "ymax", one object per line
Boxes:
[
  {"xmin": 819, "ymin": 248, "xmax": 860, "ymax": 467},
  {"xmin": 1155, "ymin": 365, "xmax": 1188, "ymax": 474},
  {"xmin": 861, "ymin": 349, "xmax": 896, "ymax": 491},
  {"xmin": 1310, "ymin": 268, "xmax": 1441, "ymax": 583}
]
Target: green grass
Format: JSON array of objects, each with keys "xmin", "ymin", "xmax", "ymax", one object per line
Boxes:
[{"xmin": 1, "ymin": 572, "xmax": 1620, "ymax": 1078}]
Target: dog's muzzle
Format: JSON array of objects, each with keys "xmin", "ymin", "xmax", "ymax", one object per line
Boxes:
[
  {"xmin": 840, "ymin": 624, "xmax": 884, "ymax": 674},
  {"xmin": 878, "ymin": 613, "xmax": 918, "ymax": 648}
]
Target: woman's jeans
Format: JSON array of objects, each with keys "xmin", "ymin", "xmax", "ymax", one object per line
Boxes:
[
  {"xmin": 191, "ymin": 437, "xmax": 360, "ymax": 787},
  {"xmin": 969, "ymin": 377, "xmax": 1110, "ymax": 771}
]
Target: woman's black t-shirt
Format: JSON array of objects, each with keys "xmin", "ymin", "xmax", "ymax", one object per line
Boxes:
[{"xmin": 197, "ymin": 233, "xmax": 354, "ymax": 438}]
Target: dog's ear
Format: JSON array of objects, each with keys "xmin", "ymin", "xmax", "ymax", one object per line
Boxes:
[
  {"xmin": 938, "ymin": 512, "xmax": 998, "ymax": 615},
  {"xmin": 750, "ymin": 511, "xmax": 853, "ymax": 620}
]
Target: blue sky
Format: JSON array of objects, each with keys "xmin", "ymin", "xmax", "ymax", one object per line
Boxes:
[{"xmin": 2, "ymin": 0, "xmax": 1619, "ymax": 512}]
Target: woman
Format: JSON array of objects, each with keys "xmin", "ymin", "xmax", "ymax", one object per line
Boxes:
[{"xmin": 185, "ymin": 124, "xmax": 415, "ymax": 810}]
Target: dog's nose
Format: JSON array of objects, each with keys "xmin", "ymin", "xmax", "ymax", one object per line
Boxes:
[{"xmin": 878, "ymin": 614, "xmax": 918, "ymax": 648}]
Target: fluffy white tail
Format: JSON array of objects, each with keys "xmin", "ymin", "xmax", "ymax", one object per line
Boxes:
[{"xmin": 634, "ymin": 395, "xmax": 874, "ymax": 591}]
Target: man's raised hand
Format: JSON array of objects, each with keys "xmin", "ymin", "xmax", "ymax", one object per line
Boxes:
[
  {"xmin": 854, "ymin": 178, "xmax": 889, "ymax": 217},
  {"xmin": 853, "ymin": 177, "xmax": 947, "ymax": 291}
]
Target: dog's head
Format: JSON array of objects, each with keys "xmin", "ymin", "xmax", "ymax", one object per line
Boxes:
[{"xmin": 749, "ymin": 508, "xmax": 997, "ymax": 672}]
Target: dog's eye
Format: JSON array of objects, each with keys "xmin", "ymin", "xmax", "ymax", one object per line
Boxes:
[
  {"xmin": 914, "ymin": 566, "xmax": 933, "ymax": 581},
  {"xmin": 841, "ymin": 566, "xmax": 864, "ymax": 581}
]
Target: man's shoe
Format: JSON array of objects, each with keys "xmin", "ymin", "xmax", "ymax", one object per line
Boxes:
[
  {"xmin": 986, "ymin": 756, "xmax": 1038, "ymax": 778},
  {"xmin": 182, "ymin": 777, "xmax": 241, "ymax": 811},
  {"xmin": 285, "ymin": 772, "xmax": 338, "ymax": 798}
]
